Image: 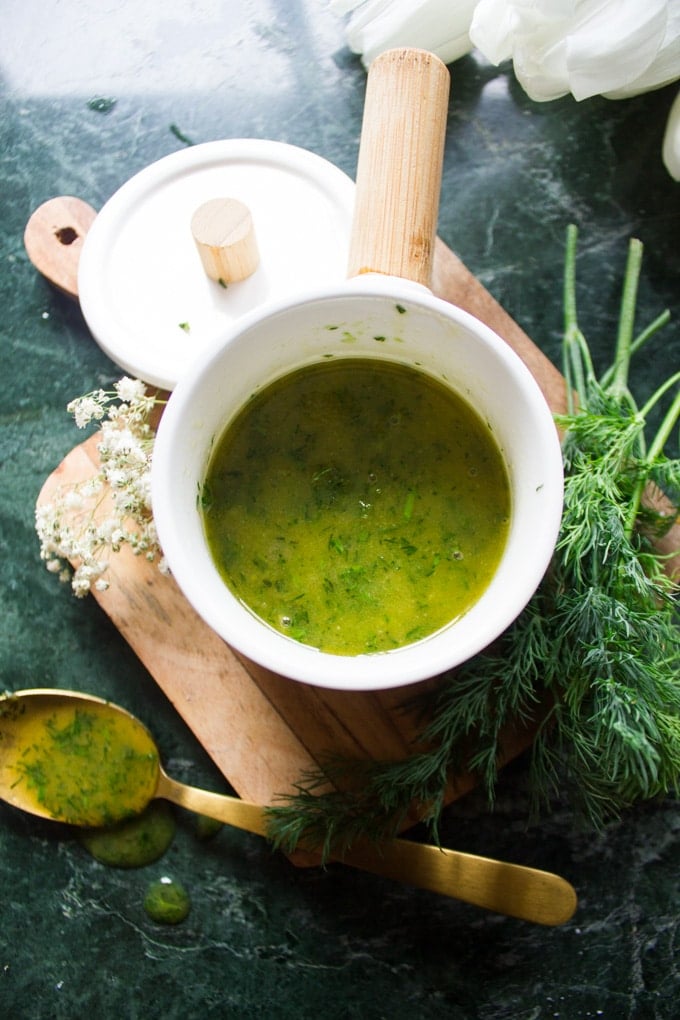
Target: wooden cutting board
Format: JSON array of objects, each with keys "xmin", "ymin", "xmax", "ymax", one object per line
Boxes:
[
  {"xmin": 35, "ymin": 239, "xmax": 566, "ymax": 810},
  {"xmin": 36, "ymin": 235, "xmax": 678, "ymax": 842}
]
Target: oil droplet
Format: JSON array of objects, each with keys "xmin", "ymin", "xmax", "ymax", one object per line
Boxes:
[
  {"xmin": 79, "ymin": 801, "xmax": 175, "ymax": 868},
  {"xmin": 144, "ymin": 876, "xmax": 191, "ymax": 925},
  {"xmin": 194, "ymin": 814, "xmax": 224, "ymax": 841}
]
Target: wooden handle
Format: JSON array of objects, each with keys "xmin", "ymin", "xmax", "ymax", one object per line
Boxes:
[
  {"xmin": 347, "ymin": 48, "xmax": 450, "ymax": 288},
  {"xmin": 23, "ymin": 196, "xmax": 96, "ymax": 299}
]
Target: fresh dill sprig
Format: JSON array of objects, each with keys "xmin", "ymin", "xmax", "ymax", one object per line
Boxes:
[{"xmin": 266, "ymin": 225, "xmax": 680, "ymax": 857}]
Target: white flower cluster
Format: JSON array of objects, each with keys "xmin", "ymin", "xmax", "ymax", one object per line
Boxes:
[
  {"xmin": 331, "ymin": 0, "xmax": 680, "ymax": 179},
  {"xmin": 35, "ymin": 377, "xmax": 168, "ymax": 597}
]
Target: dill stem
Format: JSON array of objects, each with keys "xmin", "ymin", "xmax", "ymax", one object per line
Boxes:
[
  {"xmin": 562, "ymin": 225, "xmax": 580, "ymax": 413},
  {"xmin": 611, "ymin": 237, "xmax": 644, "ymax": 398},
  {"xmin": 625, "ymin": 381, "xmax": 680, "ymax": 538},
  {"xmin": 639, "ymin": 371, "xmax": 680, "ymax": 428},
  {"xmin": 562, "ymin": 225, "xmax": 594, "ymax": 411},
  {"xmin": 601, "ymin": 309, "xmax": 672, "ymax": 389},
  {"xmin": 563, "ymin": 224, "xmax": 579, "ymax": 337}
]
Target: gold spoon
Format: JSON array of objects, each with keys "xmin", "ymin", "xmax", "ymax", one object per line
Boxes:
[{"xmin": 0, "ymin": 689, "xmax": 576, "ymax": 925}]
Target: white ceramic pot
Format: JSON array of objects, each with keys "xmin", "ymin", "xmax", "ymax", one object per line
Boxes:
[{"xmin": 151, "ymin": 50, "xmax": 564, "ymax": 691}]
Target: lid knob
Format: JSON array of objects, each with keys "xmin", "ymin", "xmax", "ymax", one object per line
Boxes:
[{"xmin": 190, "ymin": 198, "xmax": 260, "ymax": 283}]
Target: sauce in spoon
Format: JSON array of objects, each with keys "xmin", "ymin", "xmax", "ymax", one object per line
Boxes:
[{"xmin": 0, "ymin": 690, "xmax": 159, "ymax": 826}]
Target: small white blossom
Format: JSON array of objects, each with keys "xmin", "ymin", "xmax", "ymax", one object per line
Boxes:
[
  {"xmin": 64, "ymin": 489, "xmax": 85, "ymax": 510},
  {"xmin": 68, "ymin": 394, "xmax": 107, "ymax": 429},
  {"xmin": 109, "ymin": 527, "xmax": 126, "ymax": 548},
  {"xmin": 36, "ymin": 379, "xmax": 167, "ymax": 597},
  {"xmin": 106, "ymin": 468, "xmax": 128, "ymax": 489},
  {"xmin": 115, "ymin": 377, "xmax": 147, "ymax": 403},
  {"xmin": 81, "ymin": 476, "xmax": 104, "ymax": 498}
]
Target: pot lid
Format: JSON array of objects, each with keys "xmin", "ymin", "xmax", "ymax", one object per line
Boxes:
[{"xmin": 78, "ymin": 139, "xmax": 356, "ymax": 390}]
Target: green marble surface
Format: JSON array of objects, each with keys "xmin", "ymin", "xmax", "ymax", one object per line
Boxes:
[{"xmin": 1, "ymin": 2, "xmax": 679, "ymax": 1017}]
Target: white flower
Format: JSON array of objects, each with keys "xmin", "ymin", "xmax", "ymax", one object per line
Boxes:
[
  {"xmin": 36, "ymin": 378, "xmax": 167, "ymax": 596},
  {"xmin": 663, "ymin": 86, "xmax": 680, "ymax": 178},
  {"xmin": 115, "ymin": 377, "xmax": 147, "ymax": 403},
  {"xmin": 67, "ymin": 393, "xmax": 107, "ymax": 428},
  {"xmin": 469, "ymin": 0, "xmax": 680, "ymax": 102},
  {"xmin": 330, "ymin": 0, "xmax": 479, "ymax": 67},
  {"xmin": 109, "ymin": 526, "xmax": 126, "ymax": 548},
  {"xmin": 105, "ymin": 467, "xmax": 128, "ymax": 489},
  {"xmin": 63, "ymin": 489, "xmax": 85, "ymax": 510},
  {"xmin": 330, "ymin": 0, "xmax": 680, "ymax": 178},
  {"xmin": 135, "ymin": 472, "xmax": 153, "ymax": 511}
]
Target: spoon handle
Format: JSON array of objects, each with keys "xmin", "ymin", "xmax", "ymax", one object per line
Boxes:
[
  {"xmin": 157, "ymin": 773, "xmax": 576, "ymax": 925},
  {"xmin": 157, "ymin": 771, "xmax": 270, "ymax": 837},
  {"xmin": 339, "ymin": 837, "xmax": 577, "ymax": 927}
]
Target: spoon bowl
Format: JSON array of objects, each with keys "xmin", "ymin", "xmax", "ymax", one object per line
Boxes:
[{"xmin": 0, "ymin": 689, "xmax": 577, "ymax": 925}]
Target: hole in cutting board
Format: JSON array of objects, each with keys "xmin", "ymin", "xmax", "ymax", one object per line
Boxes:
[{"xmin": 55, "ymin": 226, "xmax": 78, "ymax": 245}]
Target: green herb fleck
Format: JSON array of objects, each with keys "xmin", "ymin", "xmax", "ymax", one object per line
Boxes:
[
  {"xmin": 403, "ymin": 489, "xmax": 416, "ymax": 521},
  {"xmin": 170, "ymin": 123, "xmax": 194, "ymax": 146},
  {"xmin": 87, "ymin": 97, "xmax": 116, "ymax": 114}
]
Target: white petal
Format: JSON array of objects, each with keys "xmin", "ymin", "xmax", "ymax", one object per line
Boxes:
[
  {"xmin": 604, "ymin": 4, "xmax": 680, "ymax": 98},
  {"xmin": 662, "ymin": 87, "xmax": 680, "ymax": 180},
  {"xmin": 334, "ymin": 0, "xmax": 394, "ymax": 34},
  {"xmin": 470, "ymin": 0, "xmax": 680, "ymax": 103},
  {"xmin": 512, "ymin": 25, "xmax": 572, "ymax": 100},
  {"xmin": 329, "ymin": 0, "xmax": 363, "ymax": 14},
  {"xmin": 334, "ymin": 0, "xmax": 478, "ymax": 67},
  {"xmin": 564, "ymin": 0, "xmax": 671, "ymax": 101},
  {"xmin": 470, "ymin": 0, "xmax": 529, "ymax": 65}
]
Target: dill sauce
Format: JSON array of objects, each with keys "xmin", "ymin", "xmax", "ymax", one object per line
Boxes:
[
  {"xmin": 6, "ymin": 701, "xmax": 159, "ymax": 826},
  {"xmin": 201, "ymin": 359, "xmax": 511, "ymax": 655}
]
